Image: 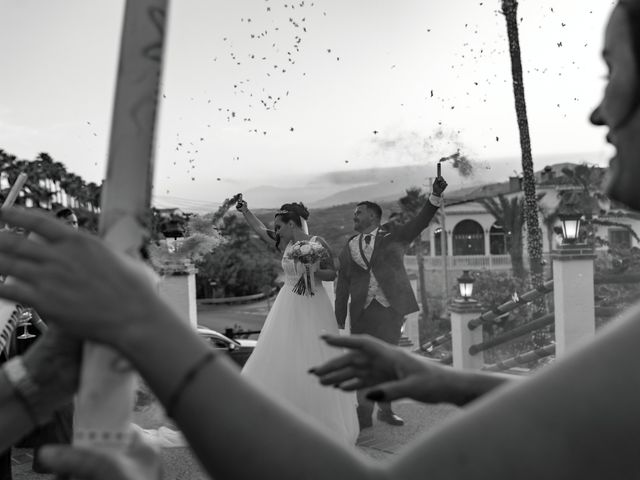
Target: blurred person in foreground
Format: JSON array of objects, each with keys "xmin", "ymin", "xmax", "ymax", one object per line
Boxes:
[{"xmin": 0, "ymin": 1, "xmax": 640, "ymax": 478}]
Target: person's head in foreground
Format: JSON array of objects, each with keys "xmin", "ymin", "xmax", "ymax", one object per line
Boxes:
[{"xmin": 591, "ymin": 0, "xmax": 640, "ymax": 210}]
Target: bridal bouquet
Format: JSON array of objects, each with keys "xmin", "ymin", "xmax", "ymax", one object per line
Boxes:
[{"xmin": 286, "ymin": 240, "xmax": 328, "ymax": 296}]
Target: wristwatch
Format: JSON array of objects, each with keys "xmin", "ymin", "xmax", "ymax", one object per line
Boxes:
[{"xmin": 2, "ymin": 357, "xmax": 50, "ymax": 426}]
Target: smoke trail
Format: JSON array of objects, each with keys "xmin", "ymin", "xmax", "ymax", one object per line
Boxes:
[{"xmin": 439, "ymin": 150, "xmax": 474, "ymax": 177}]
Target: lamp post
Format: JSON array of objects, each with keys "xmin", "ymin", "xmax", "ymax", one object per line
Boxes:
[
  {"xmin": 457, "ymin": 270, "xmax": 475, "ymax": 301},
  {"xmin": 559, "ymin": 213, "xmax": 582, "ymax": 244},
  {"xmin": 450, "ymin": 269, "xmax": 483, "ymax": 369},
  {"xmin": 552, "ymin": 211, "xmax": 595, "ymax": 356}
]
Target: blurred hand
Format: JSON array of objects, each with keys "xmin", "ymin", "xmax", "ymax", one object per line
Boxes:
[
  {"xmin": 432, "ymin": 176, "xmax": 448, "ymax": 196},
  {"xmin": 38, "ymin": 429, "xmax": 161, "ymax": 480},
  {"xmin": 0, "ymin": 207, "xmax": 162, "ymax": 346},
  {"xmin": 21, "ymin": 328, "xmax": 82, "ymax": 411},
  {"xmin": 310, "ymin": 334, "xmax": 452, "ymax": 404},
  {"xmin": 235, "ymin": 195, "xmax": 248, "ymax": 213}
]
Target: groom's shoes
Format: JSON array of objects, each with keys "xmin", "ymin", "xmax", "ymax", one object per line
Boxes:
[{"xmin": 377, "ymin": 409, "xmax": 405, "ymax": 426}]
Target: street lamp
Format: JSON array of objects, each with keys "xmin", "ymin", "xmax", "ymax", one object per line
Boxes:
[
  {"xmin": 559, "ymin": 213, "xmax": 582, "ymax": 244},
  {"xmin": 457, "ymin": 270, "xmax": 475, "ymax": 300}
]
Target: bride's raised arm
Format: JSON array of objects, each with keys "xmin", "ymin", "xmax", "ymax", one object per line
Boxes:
[{"xmin": 235, "ymin": 196, "xmax": 278, "ymax": 249}]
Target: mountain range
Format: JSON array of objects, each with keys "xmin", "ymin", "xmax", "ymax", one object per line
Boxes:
[{"xmin": 153, "ymin": 152, "xmax": 608, "ymax": 214}]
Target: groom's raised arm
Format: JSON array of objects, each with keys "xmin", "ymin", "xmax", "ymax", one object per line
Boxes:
[
  {"xmin": 334, "ymin": 245, "xmax": 351, "ymax": 329},
  {"xmin": 393, "ymin": 176, "xmax": 447, "ymax": 244}
]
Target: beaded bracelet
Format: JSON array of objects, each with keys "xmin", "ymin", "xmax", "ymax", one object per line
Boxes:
[{"xmin": 166, "ymin": 351, "xmax": 217, "ymax": 418}]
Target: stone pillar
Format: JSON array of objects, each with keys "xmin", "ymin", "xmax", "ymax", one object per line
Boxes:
[
  {"xmin": 450, "ymin": 299, "xmax": 485, "ymax": 370},
  {"xmin": 484, "ymin": 229, "xmax": 491, "ymax": 257},
  {"xmin": 552, "ymin": 245, "xmax": 596, "ymax": 357},
  {"xmin": 446, "ymin": 230, "xmax": 454, "ymax": 259},
  {"xmin": 158, "ymin": 263, "xmax": 198, "ymax": 328}
]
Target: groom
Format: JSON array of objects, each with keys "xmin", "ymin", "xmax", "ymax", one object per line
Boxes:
[{"xmin": 335, "ymin": 175, "xmax": 447, "ymax": 429}]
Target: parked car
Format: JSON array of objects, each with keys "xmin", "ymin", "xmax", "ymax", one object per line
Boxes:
[{"xmin": 197, "ymin": 325, "xmax": 257, "ymax": 367}]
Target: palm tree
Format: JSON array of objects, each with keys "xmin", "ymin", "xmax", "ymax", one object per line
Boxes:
[
  {"xmin": 478, "ymin": 195, "xmax": 526, "ymax": 279},
  {"xmin": 501, "ymin": 0, "xmax": 545, "ymax": 289}
]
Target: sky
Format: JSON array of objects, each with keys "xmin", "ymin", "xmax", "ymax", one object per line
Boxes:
[{"xmin": 0, "ymin": 0, "xmax": 617, "ymax": 209}]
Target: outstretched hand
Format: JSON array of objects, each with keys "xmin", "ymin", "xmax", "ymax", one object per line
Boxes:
[
  {"xmin": 310, "ymin": 334, "xmax": 452, "ymax": 404},
  {"xmin": 235, "ymin": 194, "xmax": 248, "ymax": 213},
  {"xmin": 0, "ymin": 207, "xmax": 163, "ymax": 347},
  {"xmin": 37, "ymin": 429, "xmax": 161, "ymax": 480},
  {"xmin": 432, "ymin": 176, "xmax": 448, "ymax": 196}
]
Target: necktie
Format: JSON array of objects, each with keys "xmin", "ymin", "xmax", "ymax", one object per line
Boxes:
[{"xmin": 364, "ymin": 234, "xmax": 372, "ymax": 246}]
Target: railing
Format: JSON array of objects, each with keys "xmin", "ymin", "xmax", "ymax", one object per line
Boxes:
[
  {"xmin": 421, "ymin": 255, "xmax": 512, "ymax": 270},
  {"xmin": 468, "ymin": 280, "xmax": 554, "ymax": 330},
  {"xmin": 468, "ymin": 280, "xmax": 555, "ymax": 373},
  {"xmin": 411, "ymin": 253, "xmax": 556, "ymax": 271},
  {"xmin": 421, "ymin": 332, "xmax": 452, "ymax": 352},
  {"xmin": 419, "ymin": 262, "xmax": 640, "ymax": 372},
  {"xmin": 468, "ymin": 313, "xmax": 554, "ymax": 355},
  {"xmin": 484, "ymin": 344, "xmax": 555, "ymax": 372}
]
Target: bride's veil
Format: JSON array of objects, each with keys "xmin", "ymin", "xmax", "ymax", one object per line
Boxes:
[{"xmin": 300, "ymin": 217, "xmax": 309, "ymax": 234}]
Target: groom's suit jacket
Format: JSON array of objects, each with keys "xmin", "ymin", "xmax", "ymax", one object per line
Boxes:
[{"xmin": 335, "ymin": 199, "xmax": 439, "ymax": 329}]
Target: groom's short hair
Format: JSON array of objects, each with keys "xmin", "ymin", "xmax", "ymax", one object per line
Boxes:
[{"xmin": 357, "ymin": 201, "xmax": 382, "ymax": 220}]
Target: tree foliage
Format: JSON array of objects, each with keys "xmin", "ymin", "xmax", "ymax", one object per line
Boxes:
[
  {"xmin": 556, "ymin": 164, "xmax": 638, "ymax": 247},
  {"xmin": 0, "ymin": 149, "xmax": 101, "ymax": 230},
  {"xmin": 196, "ymin": 215, "xmax": 279, "ymax": 298},
  {"xmin": 478, "ymin": 195, "xmax": 526, "ymax": 279}
]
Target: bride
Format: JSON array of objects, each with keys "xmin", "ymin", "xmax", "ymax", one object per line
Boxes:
[{"xmin": 236, "ymin": 196, "xmax": 358, "ymax": 444}]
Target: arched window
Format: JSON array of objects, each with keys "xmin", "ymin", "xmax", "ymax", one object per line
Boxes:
[
  {"xmin": 489, "ymin": 223, "xmax": 511, "ymax": 254},
  {"xmin": 452, "ymin": 220, "xmax": 485, "ymax": 255}
]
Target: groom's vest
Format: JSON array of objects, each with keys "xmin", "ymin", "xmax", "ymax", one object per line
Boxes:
[{"xmin": 348, "ymin": 230, "xmax": 390, "ymax": 309}]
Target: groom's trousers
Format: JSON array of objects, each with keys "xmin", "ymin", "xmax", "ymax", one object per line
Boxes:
[{"xmin": 351, "ymin": 300, "xmax": 404, "ymax": 420}]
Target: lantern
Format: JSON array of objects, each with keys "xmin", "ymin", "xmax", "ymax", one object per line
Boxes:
[{"xmin": 457, "ymin": 270, "xmax": 475, "ymax": 300}]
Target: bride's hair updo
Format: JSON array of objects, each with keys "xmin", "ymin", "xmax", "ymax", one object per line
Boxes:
[{"xmin": 275, "ymin": 202, "xmax": 309, "ymax": 228}]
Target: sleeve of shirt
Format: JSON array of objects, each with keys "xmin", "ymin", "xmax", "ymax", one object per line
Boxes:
[{"xmin": 428, "ymin": 193, "xmax": 443, "ymax": 207}]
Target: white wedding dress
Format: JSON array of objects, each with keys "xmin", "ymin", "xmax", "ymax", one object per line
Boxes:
[{"xmin": 242, "ymin": 239, "xmax": 359, "ymax": 445}]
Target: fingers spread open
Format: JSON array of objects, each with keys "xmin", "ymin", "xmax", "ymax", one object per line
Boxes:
[
  {"xmin": 0, "ymin": 253, "xmax": 47, "ymax": 284},
  {"xmin": 309, "ymin": 351, "xmax": 364, "ymax": 376},
  {"xmin": 0, "ymin": 232, "xmax": 59, "ymax": 263},
  {"xmin": 320, "ymin": 334, "xmax": 373, "ymax": 350},
  {"xmin": 336, "ymin": 377, "xmax": 366, "ymax": 391},
  {"xmin": 316, "ymin": 366, "xmax": 361, "ymax": 386},
  {"xmin": 0, "ymin": 282, "xmax": 38, "ymax": 307},
  {"xmin": 0, "ymin": 207, "xmax": 71, "ymax": 242}
]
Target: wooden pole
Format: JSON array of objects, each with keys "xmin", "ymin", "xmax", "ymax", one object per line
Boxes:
[
  {"xmin": 74, "ymin": 0, "xmax": 169, "ymax": 451},
  {"xmin": 2, "ymin": 173, "xmax": 28, "ymax": 210}
]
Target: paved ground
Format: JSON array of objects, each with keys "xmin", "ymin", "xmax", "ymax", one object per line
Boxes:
[
  {"xmin": 11, "ymin": 401, "xmax": 460, "ymax": 479},
  {"xmin": 197, "ymin": 298, "xmax": 269, "ymax": 334}
]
